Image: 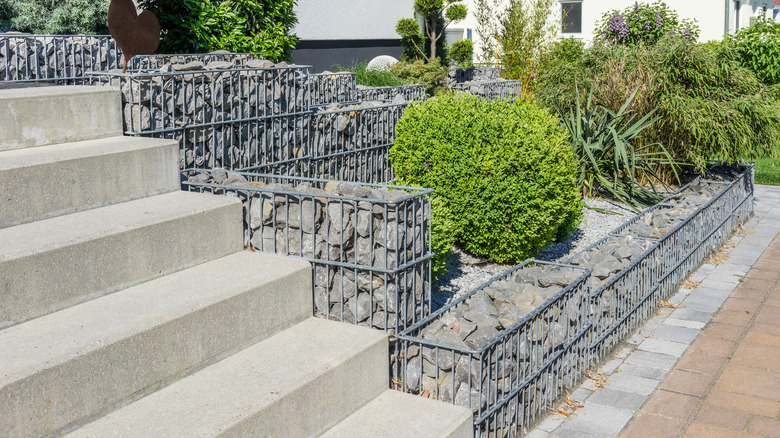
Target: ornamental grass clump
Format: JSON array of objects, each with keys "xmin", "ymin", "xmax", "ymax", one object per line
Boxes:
[
  {"xmin": 555, "ymin": 85, "xmax": 678, "ymax": 209},
  {"xmin": 537, "ymin": 33, "xmax": 780, "ymax": 172},
  {"xmin": 390, "ymin": 94, "xmax": 582, "ymax": 277}
]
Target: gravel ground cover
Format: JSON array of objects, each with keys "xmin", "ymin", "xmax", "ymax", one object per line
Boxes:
[{"xmin": 432, "ymin": 197, "xmax": 637, "ymax": 310}]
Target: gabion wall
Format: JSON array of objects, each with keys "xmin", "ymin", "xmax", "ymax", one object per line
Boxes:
[
  {"xmin": 307, "ymin": 101, "xmax": 405, "ymax": 184},
  {"xmin": 0, "ymin": 34, "xmax": 120, "ymax": 83},
  {"xmin": 182, "ymin": 170, "xmax": 433, "ymax": 333},
  {"xmin": 91, "ymin": 63, "xmax": 311, "ymax": 172},
  {"xmin": 450, "ymin": 80, "xmax": 523, "ymax": 101},
  {"xmin": 397, "ymin": 261, "xmax": 592, "ymax": 436},
  {"xmin": 356, "ymin": 84, "xmax": 426, "ymax": 103},
  {"xmin": 447, "ymin": 66, "xmax": 499, "ymax": 87},
  {"xmin": 309, "ymin": 72, "xmax": 358, "ymax": 107},
  {"xmin": 397, "ymin": 164, "xmax": 754, "ymax": 437}
]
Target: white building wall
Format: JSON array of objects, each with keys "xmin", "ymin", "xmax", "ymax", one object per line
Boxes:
[
  {"xmin": 294, "ymin": 0, "xmax": 414, "ymax": 41},
  {"xmin": 455, "ymin": 0, "xmax": 780, "ymax": 62}
]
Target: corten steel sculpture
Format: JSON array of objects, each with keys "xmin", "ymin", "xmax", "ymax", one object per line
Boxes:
[{"xmin": 107, "ymin": 0, "xmax": 161, "ymax": 72}]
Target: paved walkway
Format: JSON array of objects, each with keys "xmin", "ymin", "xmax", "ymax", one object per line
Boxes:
[{"xmin": 528, "ymin": 184, "xmax": 780, "ymax": 438}]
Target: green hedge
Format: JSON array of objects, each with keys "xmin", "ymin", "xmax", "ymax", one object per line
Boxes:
[{"xmin": 390, "ymin": 94, "xmax": 582, "ymax": 276}]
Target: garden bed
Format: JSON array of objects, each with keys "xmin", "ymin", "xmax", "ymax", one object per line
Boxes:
[{"xmin": 397, "ymin": 163, "xmax": 754, "ymax": 437}]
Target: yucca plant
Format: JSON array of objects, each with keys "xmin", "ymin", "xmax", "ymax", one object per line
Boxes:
[{"xmin": 556, "ymin": 85, "xmax": 679, "ymax": 210}]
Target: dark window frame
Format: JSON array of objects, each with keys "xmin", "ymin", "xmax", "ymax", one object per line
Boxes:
[{"xmin": 561, "ymin": 1, "xmax": 583, "ymax": 34}]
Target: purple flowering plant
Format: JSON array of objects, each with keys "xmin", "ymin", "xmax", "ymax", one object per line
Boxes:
[{"xmin": 595, "ymin": 1, "xmax": 699, "ymax": 45}]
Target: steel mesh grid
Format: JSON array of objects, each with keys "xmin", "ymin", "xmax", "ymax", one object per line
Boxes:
[
  {"xmin": 588, "ymin": 165, "xmax": 754, "ymax": 359},
  {"xmin": 1, "ymin": 34, "xmax": 120, "ymax": 83},
  {"xmin": 182, "ymin": 171, "xmax": 433, "ymax": 333},
  {"xmin": 396, "ymin": 260, "xmax": 592, "ymax": 437},
  {"xmin": 305, "ymin": 102, "xmax": 405, "ymax": 184},
  {"xmin": 90, "ymin": 66, "xmax": 311, "ymax": 171},
  {"xmin": 450, "ymin": 80, "xmax": 523, "ymax": 101},
  {"xmin": 128, "ymin": 53, "xmax": 264, "ymax": 71},
  {"xmin": 309, "ymin": 72, "xmax": 358, "ymax": 107},
  {"xmin": 356, "ymin": 84, "xmax": 426, "ymax": 103}
]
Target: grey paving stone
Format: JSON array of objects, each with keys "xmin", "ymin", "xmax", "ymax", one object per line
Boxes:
[
  {"xmin": 667, "ymin": 293, "xmax": 687, "ymax": 305},
  {"xmin": 534, "ymin": 412, "xmax": 567, "ymax": 432},
  {"xmin": 525, "ymin": 429, "xmax": 550, "ymax": 438},
  {"xmin": 638, "ymin": 338, "xmax": 689, "ymax": 357},
  {"xmin": 682, "ymin": 292, "xmax": 728, "ymax": 313},
  {"xmin": 725, "ymin": 255, "xmax": 763, "ymax": 266},
  {"xmin": 623, "ymin": 350, "xmax": 678, "ymax": 370},
  {"xmin": 569, "ymin": 387, "xmax": 593, "ymax": 404},
  {"xmin": 617, "ymin": 362, "xmax": 669, "ymax": 380},
  {"xmin": 552, "ymin": 403, "xmax": 634, "ymax": 437},
  {"xmin": 663, "ymin": 317, "xmax": 705, "ymax": 330},
  {"xmin": 613, "ymin": 345, "xmax": 633, "ymax": 360},
  {"xmin": 597, "ymin": 358, "xmax": 623, "ymax": 375},
  {"xmin": 549, "ymin": 426, "xmax": 601, "ymax": 438},
  {"xmin": 607, "ymin": 372, "xmax": 661, "ymax": 395},
  {"xmin": 670, "ymin": 308, "xmax": 713, "ymax": 323},
  {"xmin": 652, "ymin": 324, "xmax": 701, "ymax": 345},
  {"xmin": 698, "ymin": 278, "xmax": 738, "ymax": 291},
  {"xmin": 587, "ymin": 388, "xmax": 647, "ymax": 412}
]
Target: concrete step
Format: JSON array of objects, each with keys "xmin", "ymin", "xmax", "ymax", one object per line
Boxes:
[
  {"xmin": 0, "ymin": 136, "xmax": 180, "ymax": 229},
  {"xmin": 66, "ymin": 318, "xmax": 388, "ymax": 438},
  {"xmin": 0, "ymin": 191, "xmax": 243, "ymax": 329},
  {"xmin": 321, "ymin": 390, "xmax": 473, "ymax": 438},
  {"xmin": 0, "ymin": 251, "xmax": 311, "ymax": 438},
  {"xmin": 0, "ymin": 85, "xmax": 123, "ymax": 151}
]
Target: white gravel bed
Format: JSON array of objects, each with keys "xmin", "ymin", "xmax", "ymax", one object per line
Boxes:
[{"xmin": 431, "ymin": 197, "xmax": 638, "ymax": 310}]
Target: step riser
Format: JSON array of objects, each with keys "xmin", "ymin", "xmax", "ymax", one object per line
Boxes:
[
  {"xmin": 221, "ymin": 336, "xmax": 389, "ymax": 437},
  {"xmin": 0, "ymin": 202, "xmax": 243, "ymax": 329},
  {"xmin": 0, "ymin": 139, "xmax": 180, "ymax": 229},
  {"xmin": 0, "ymin": 258, "xmax": 312, "ymax": 438},
  {"xmin": 64, "ymin": 320, "xmax": 389, "ymax": 438},
  {"xmin": 0, "ymin": 86, "xmax": 123, "ymax": 151}
]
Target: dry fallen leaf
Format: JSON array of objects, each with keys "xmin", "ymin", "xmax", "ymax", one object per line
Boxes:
[
  {"xmin": 659, "ymin": 300, "xmax": 683, "ymax": 309},
  {"xmin": 679, "ymin": 278, "xmax": 701, "ymax": 290},
  {"xmin": 588, "ymin": 370, "xmax": 608, "ymax": 389}
]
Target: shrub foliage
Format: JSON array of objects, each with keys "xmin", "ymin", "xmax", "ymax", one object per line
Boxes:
[
  {"xmin": 723, "ymin": 16, "xmax": 780, "ymax": 86},
  {"xmin": 6, "ymin": 0, "xmax": 109, "ymax": 34},
  {"xmin": 138, "ymin": 0, "xmax": 298, "ymax": 61},
  {"xmin": 390, "ymin": 94, "xmax": 582, "ymax": 274},
  {"xmin": 391, "ymin": 59, "xmax": 447, "ymax": 96},
  {"xmin": 537, "ymin": 34, "xmax": 780, "ymax": 170},
  {"xmin": 449, "ymin": 39, "xmax": 473, "ymax": 67}
]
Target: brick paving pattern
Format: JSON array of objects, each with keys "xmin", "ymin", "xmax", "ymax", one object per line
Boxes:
[{"xmin": 621, "ymin": 231, "xmax": 780, "ymax": 438}]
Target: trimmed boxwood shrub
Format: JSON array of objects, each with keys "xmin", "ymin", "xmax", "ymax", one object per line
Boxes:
[{"xmin": 390, "ymin": 93, "xmax": 582, "ymax": 276}]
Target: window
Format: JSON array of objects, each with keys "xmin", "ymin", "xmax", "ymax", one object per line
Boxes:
[
  {"xmin": 735, "ymin": 1, "xmax": 741, "ymax": 30},
  {"xmin": 561, "ymin": 2, "xmax": 582, "ymax": 34}
]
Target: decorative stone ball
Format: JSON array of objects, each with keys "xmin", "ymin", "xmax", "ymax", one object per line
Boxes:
[{"xmin": 366, "ymin": 55, "xmax": 399, "ymax": 71}]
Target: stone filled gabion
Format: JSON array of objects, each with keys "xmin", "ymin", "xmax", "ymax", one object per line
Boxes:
[
  {"xmin": 446, "ymin": 66, "xmax": 499, "ymax": 86},
  {"xmin": 0, "ymin": 34, "xmax": 120, "ymax": 82},
  {"xmin": 400, "ymin": 263, "xmax": 589, "ymax": 415},
  {"xmin": 450, "ymin": 80, "xmax": 523, "ymax": 101},
  {"xmin": 309, "ymin": 101, "xmax": 405, "ymax": 184},
  {"xmin": 356, "ymin": 84, "xmax": 426, "ymax": 103},
  {"xmin": 105, "ymin": 61, "xmax": 310, "ymax": 171},
  {"xmin": 309, "ymin": 72, "xmax": 358, "ymax": 106},
  {"xmin": 618, "ymin": 179, "xmax": 723, "ymax": 239},
  {"xmin": 129, "ymin": 53, "xmax": 262, "ymax": 72},
  {"xmin": 187, "ymin": 168, "xmax": 432, "ymax": 333}
]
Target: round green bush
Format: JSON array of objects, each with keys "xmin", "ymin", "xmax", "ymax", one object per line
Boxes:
[{"xmin": 390, "ymin": 93, "xmax": 582, "ymax": 275}]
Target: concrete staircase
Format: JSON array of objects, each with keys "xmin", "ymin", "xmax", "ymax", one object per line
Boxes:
[{"xmin": 0, "ymin": 85, "xmax": 472, "ymax": 437}]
